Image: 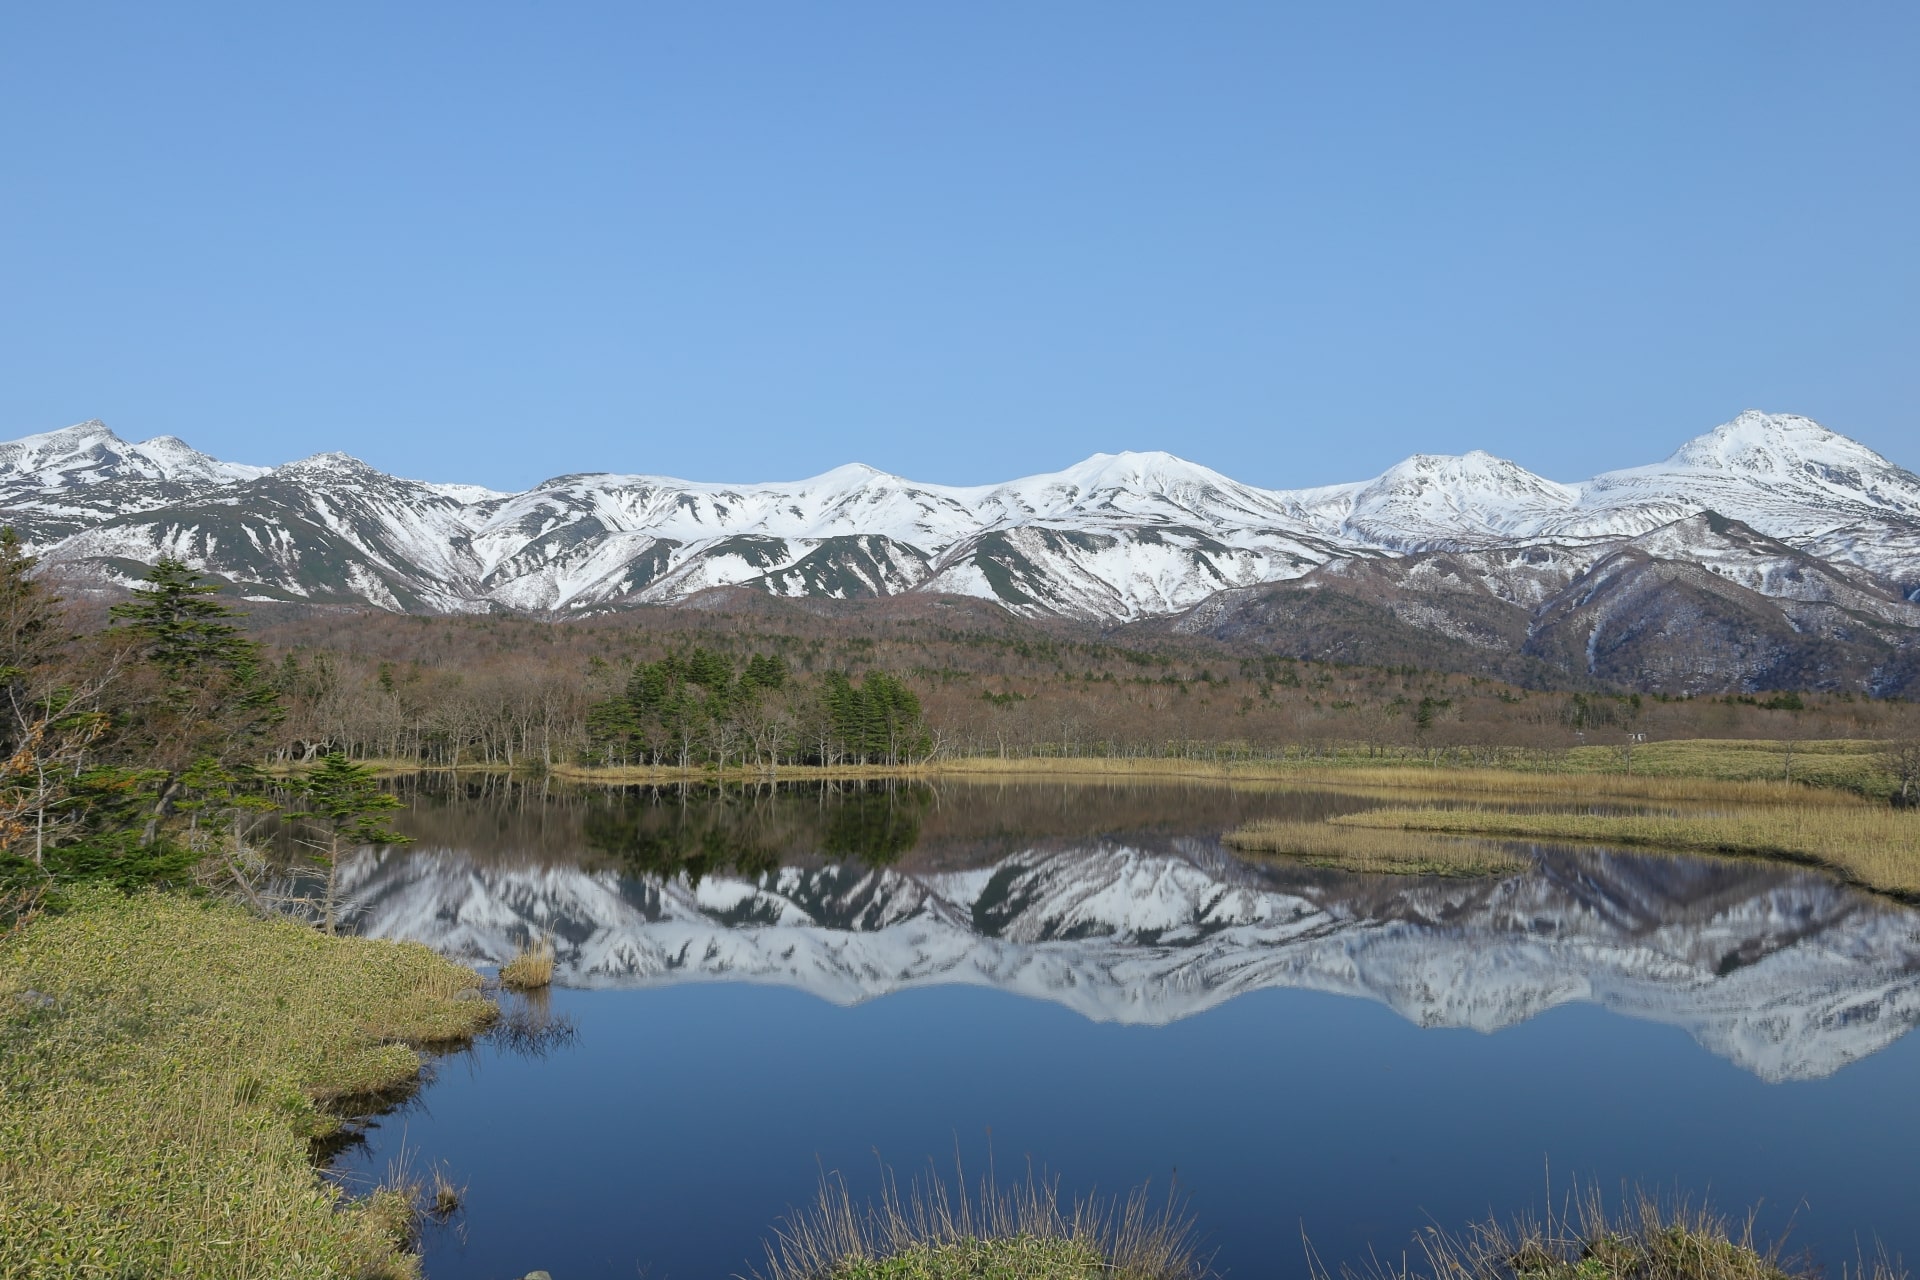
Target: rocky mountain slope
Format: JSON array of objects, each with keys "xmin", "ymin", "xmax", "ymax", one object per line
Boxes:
[
  {"xmin": 3, "ymin": 410, "xmax": 1917, "ymax": 690},
  {"xmin": 1154, "ymin": 512, "xmax": 1920, "ymax": 695},
  {"xmin": 338, "ymin": 838, "xmax": 1920, "ymax": 1083}
]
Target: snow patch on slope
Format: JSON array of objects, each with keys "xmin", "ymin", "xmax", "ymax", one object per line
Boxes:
[{"xmin": 8, "ymin": 411, "xmax": 1918, "ymax": 621}]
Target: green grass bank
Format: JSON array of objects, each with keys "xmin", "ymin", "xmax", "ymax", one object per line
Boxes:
[{"xmin": 0, "ymin": 891, "xmax": 496, "ymax": 1280}]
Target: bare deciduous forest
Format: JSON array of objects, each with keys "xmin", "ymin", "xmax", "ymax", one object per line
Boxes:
[{"xmin": 244, "ymin": 593, "xmax": 1920, "ymax": 771}]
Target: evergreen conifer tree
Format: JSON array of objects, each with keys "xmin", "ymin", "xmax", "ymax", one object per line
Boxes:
[
  {"xmin": 292, "ymin": 752, "xmax": 407, "ymax": 935},
  {"xmin": 109, "ymin": 558, "xmax": 282, "ymax": 843}
]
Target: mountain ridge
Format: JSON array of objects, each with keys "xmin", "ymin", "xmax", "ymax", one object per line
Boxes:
[{"xmin": 4, "ymin": 411, "xmax": 1918, "ymax": 690}]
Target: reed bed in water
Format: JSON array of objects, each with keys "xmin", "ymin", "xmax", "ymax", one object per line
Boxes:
[
  {"xmin": 892, "ymin": 756, "xmax": 1869, "ymax": 808},
  {"xmin": 917, "ymin": 755, "xmax": 1877, "ymax": 805},
  {"xmin": 0, "ymin": 889, "xmax": 496, "ymax": 1279},
  {"xmin": 481, "ymin": 741, "xmax": 1900, "ymax": 805},
  {"xmin": 1267, "ymin": 767, "xmax": 1862, "ymax": 807},
  {"xmin": 1335, "ymin": 804, "xmax": 1920, "ymax": 897},
  {"xmin": 1311, "ymin": 1184, "xmax": 1905, "ymax": 1280},
  {"xmin": 757, "ymin": 1165, "xmax": 1206, "ymax": 1280},
  {"xmin": 1224, "ymin": 818, "xmax": 1527, "ymax": 877},
  {"xmin": 499, "ymin": 936, "xmax": 555, "ymax": 991}
]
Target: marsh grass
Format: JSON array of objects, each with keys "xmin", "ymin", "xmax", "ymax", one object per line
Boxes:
[
  {"xmin": 360, "ymin": 1145, "xmax": 467, "ymax": 1238},
  {"xmin": 757, "ymin": 1165, "xmax": 1208, "ymax": 1280},
  {"xmin": 1310, "ymin": 1186, "xmax": 1904, "ymax": 1280},
  {"xmin": 499, "ymin": 935, "xmax": 556, "ymax": 990},
  {"xmin": 1563, "ymin": 738, "xmax": 1894, "ymax": 795},
  {"xmin": 0, "ymin": 889, "xmax": 496, "ymax": 1279},
  {"xmin": 1224, "ymin": 818, "xmax": 1527, "ymax": 877},
  {"xmin": 428, "ymin": 1166, "xmax": 465, "ymax": 1220},
  {"xmin": 549, "ymin": 739, "xmax": 1907, "ymax": 801},
  {"xmin": 1266, "ymin": 769, "xmax": 1858, "ymax": 809},
  {"xmin": 1334, "ymin": 803, "xmax": 1920, "ymax": 898}
]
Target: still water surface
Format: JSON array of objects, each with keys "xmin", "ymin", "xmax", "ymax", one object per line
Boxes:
[{"xmin": 332, "ymin": 778, "xmax": 1920, "ymax": 1279}]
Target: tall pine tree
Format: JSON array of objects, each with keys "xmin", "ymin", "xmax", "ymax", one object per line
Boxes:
[{"xmin": 109, "ymin": 558, "xmax": 282, "ymax": 844}]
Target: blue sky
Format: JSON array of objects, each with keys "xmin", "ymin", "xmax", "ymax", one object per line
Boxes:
[{"xmin": 3, "ymin": 3, "xmax": 1915, "ymax": 491}]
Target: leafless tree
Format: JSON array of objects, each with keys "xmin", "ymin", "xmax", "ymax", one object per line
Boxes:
[{"xmin": 1883, "ymin": 738, "xmax": 1920, "ymax": 807}]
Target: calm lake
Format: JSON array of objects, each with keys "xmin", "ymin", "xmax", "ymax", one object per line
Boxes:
[{"xmin": 329, "ymin": 777, "xmax": 1920, "ymax": 1280}]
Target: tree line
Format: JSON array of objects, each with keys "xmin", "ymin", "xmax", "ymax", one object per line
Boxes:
[
  {"xmin": 1, "ymin": 543, "xmax": 402, "ymax": 926},
  {"xmin": 1, "ymin": 546, "xmax": 943, "ymax": 919},
  {"xmin": 584, "ymin": 649, "xmax": 930, "ymax": 768},
  {"xmin": 258, "ymin": 605, "xmax": 1920, "ymax": 773},
  {"xmin": 10, "ymin": 538, "xmax": 1920, "ymax": 922}
]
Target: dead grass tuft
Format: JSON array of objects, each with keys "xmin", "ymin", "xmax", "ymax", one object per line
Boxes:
[
  {"xmin": 499, "ymin": 935, "xmax": 556, "ymax": 991},
  {"xmin": 428, "ymin": 1165, "xmax": 465, "ymax": 1220}
]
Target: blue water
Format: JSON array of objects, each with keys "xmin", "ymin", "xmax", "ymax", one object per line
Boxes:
[
  {"xmin": 332, "ymin": 781, "xmax": 1920, "ymax": 1279},
  {"xmin": 338, "ymin": 980, "xmax": 1920, "ymax": 1280}
]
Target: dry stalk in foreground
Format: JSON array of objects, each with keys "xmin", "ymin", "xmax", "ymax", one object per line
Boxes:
[
  {"xmin": 757, "ymin": 1163, "xmax": 1208, "ymax": 1280},
  {"xmin": 1308, "ymin": 1185, "xmax": 1904, "ymax": 1280}
]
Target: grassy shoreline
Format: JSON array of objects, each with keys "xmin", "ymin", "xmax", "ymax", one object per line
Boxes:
[
  {"xmin": 0, "ymin": 891, "xmax": 497, "ymax": 1279},
  {"xmin": 336, "ymin": 737, "xmax": 1902, "ymax": 800}
]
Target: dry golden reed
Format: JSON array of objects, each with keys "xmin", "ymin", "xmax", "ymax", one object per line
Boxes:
[
  {"xmin": 549, "ymin": 738, "xmax": 1894, "ymax": 808},
  {"xmin": 1311, "ymin": 1183, "xmax": 1904, "ymax": 1280},
  {"xmin": 758, "ymin": 1164, "xmax": 1205, "ymax": 1280},
  {"xmin": 499, "ymin": 936, "xmax": 556, "ymax": 991},
  {"xmin": 1224, "ymin": 818, "xmax": 1526, "ymax": 877},
  {"xmin": 1335, "ymin": 803, "xmax": 1920, "ymax": 897}
]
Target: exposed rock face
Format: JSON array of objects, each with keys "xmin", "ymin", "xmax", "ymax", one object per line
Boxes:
[{"xmin": 1152, "ymin": 513, "xmax": 1920, "ymax": 694}]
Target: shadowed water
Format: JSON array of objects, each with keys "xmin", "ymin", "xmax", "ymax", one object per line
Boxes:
[{"xmin": 331, "ymin": 777, "xmax": 1920, "ymax": 1279}]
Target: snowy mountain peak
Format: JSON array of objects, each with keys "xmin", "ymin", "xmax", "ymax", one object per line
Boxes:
[
  {"xmin": 798, "ymin": 460, "xmax": 894, "ymax": 491},
  {"xmin": 1576, "ymin": 411, "xmax": 1920, "ymax": 550},
  {"xmin": 6, "ymin": 410, "xmax": 1916, "ymax": 631},
  {"xmin": 979, "ymin": 451, "xmax": 1256, "ymax": 525},
  {"xmin": 1664, "ymin": 410, "xmax": 1881, "ymax": 476},
  {"xmin": 1337, "ymin": 450, "xmax": 1579, "ymax": 548},
  {"xmin": 1058, "ymin": 450, "xmax": 1224, "ymax": 488},
  {"xmin": 275, "ymin": 451, "xmax": 384, "ymax": 478},
  {"xmin": 0, "ymin": 419, "xmax": 265, "ymax": 488},
  {"xmin": 1369, "ymin": 449, "xmax": 1571, "ymax": 496}
]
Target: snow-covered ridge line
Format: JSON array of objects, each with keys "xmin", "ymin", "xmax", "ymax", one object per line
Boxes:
[{"xmin": 3, "ymin": 410, "xmax": 1916, "ymax": 621}]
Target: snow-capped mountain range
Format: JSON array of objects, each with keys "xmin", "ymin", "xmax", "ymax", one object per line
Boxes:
[
  {"xmin": 3, "ymin": 412, "xmax": 1917, "ymax": 670},
  {"xmin": 339, "ymin": 838, "xmax": 1920, "ymax": 1083}
]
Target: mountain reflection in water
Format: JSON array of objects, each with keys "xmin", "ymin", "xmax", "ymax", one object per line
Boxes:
[{"xmin": 344, "ymin": 776, "xmax": 1920, "ymax": 1084}]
